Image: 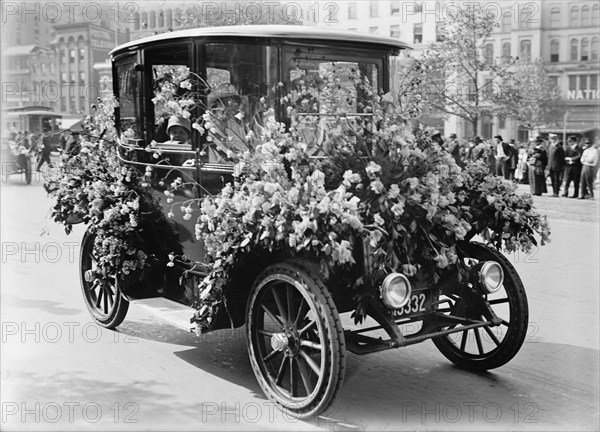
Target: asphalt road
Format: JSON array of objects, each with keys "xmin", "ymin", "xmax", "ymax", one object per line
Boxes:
[{"xmin": 1, "ymin": 171, "xmax": 599, "ymax": 431}]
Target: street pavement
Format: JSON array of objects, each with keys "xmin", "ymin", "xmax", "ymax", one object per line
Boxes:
[{"xmin": 1, "ymin": 169, "xmax": 599, "ymax": 431}]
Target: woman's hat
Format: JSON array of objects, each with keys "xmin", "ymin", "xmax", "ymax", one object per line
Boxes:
[
  {"xmin": 208, "ymin": 83, "xmax": 241, "ymax": 108},
  {"xmin": 167, "ymin": 116, "xmax": 191, "ymax": 134}
]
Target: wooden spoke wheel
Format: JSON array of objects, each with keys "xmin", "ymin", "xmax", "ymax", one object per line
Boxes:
[
  {"xmin": 246, "ymin": 263, "xmax": 345, "ymax": 419},
  {"xmin": 433, "ymin": 242, "xmax": 528, "ymax": 371},
  {"xmin": 80, "ymin": 232, "xmax": 129, "ymax": 329}
]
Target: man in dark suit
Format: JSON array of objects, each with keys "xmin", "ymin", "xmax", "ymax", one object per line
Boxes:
[
  {"xmin": 562, "ymin": 135, "xmax": 582, "ymax": 198},
  {"xmin": 547, "ymin": 133, "xmax": 565, "ymax": 197}
]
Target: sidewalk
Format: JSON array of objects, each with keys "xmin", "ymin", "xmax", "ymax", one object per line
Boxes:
[{"xmin": 516, "ymin": 181, "xmax": 600, "ymax": 223}]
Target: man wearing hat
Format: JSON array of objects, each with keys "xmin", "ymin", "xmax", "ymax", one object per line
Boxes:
[
  {"xmin": 494, "ymin": 135, "xmax": 512, "ymax": 179},
  {"xmin": 563, "ymin": 136, "xmax": 582, "ymax": 197},
  {"xmin": 446, "ymin": 133, "xmax": 463, "ymax": 168},
  {"xmin": 579, "ymin": 139, "xmax": 598, "ymax": 199},
  {"xmin": 547, "ymin": 133, "xmax": 565, "ymax": 197}
]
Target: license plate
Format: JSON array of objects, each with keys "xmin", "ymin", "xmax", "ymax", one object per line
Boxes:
[{"xmin": 392, "ymin": 290, "xmax": 431, "ymax": 318}]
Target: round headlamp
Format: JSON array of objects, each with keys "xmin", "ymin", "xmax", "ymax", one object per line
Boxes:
[
  {"xmin": 380, "ymin": 273, "xmax": 411, "ymax": 309},
  {"xmin": 479, "ymin": 261, "xmax": 504, "ymax": 293}
]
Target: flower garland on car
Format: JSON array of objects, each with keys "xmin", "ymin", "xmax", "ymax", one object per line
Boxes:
[
  {"xmin": 44, "ymin": 97, "xmax": 180, "ymax": 295},
  {"xmin": 189, "ymin": 73, "xmax": 551, "ymax": 332},
  {"xmin": 44, "ymin": 68, "xmax": 550, "ymax": 335}
]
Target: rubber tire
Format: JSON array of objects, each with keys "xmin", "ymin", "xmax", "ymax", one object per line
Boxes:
[
  {"xmin": 80, "ymin": 231, "xmax": 129, "ymax": 329},
  {"xmin": 432, "ymin": 242, "xmax": 528, "ymax": 371},
  {"xmin": 246, "ymin": 262, "xmax": 346, "ymax": 419}
]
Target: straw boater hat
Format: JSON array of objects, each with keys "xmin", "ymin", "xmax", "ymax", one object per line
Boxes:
[{"xmin": 167, "ymin": 116, "xmax": 191, "ymax": 134}]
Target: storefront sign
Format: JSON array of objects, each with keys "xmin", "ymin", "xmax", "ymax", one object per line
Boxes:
[{"xmin": 566, "ymin": 89, "xmax": 599, "ymax": 100}]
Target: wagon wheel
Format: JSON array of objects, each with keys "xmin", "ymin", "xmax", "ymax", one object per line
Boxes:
[
  {"xmin": 432, "ymin": 242, "xmax": 528, "ymax": 371},
  {"xmin": 80, "ymin": 231, "xmax": 129, "ymax": 328},
  {"xmin": 24, "ymin": 157, "xmax": 32, "ymax": 184},
  {"xmin": 246, "ymin": 262, "xmax": 346, "ymax": 419}
]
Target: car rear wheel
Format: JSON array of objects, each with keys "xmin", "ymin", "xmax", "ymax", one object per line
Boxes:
[{"xmin": 80, "ymin": 231, "xmax": 129, "ymax": 329}]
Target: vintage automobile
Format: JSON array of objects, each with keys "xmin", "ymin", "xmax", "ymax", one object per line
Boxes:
[{"xmin": 80, "ymin": 25, "xmax": 528, "ymax": 419}]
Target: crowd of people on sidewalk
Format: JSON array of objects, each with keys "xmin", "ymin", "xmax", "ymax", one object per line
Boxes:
[{"xmin": 433, "ymin": 131, "xmax": 600, "ymax": 200}]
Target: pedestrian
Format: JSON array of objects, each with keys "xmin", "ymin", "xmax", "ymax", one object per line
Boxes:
[
  {"xmin": 506, "ymin": 139, "xmax": 518, "ymax": 181},
  {"xmin": 36, "ymin": 131, "xmax": 53, "ymax": 172},
  {"xmin": 547, "ymin": 133, "xmax": 565, "ymax": 197},
  {"xmin": 579, "ymin": 139, "xmax": 598, "ymax": 199},
  {"xmin": 65, "ymin": 130, "xmax": 82, "ymax": 157},
  {"xmin": 562, "ymin": 136, "xmax": 582, "ymax": 198},
  {"xmin": 446, "ymin": 133, "xmax": 463, "ymax": 168},
  {"xmin": 527, "ymin": 137, "xmax": 548, "ymax": 196},
  {"xmin": 493, "ymin": 135, "xmax": 510, "ymax": 178}
]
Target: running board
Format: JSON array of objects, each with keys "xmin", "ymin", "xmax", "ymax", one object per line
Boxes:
[{"xmin": 130, "ymin": 297, "xmax": 195, "ymax": 333}]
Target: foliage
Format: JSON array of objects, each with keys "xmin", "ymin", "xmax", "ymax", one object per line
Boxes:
[
  {"xmin": 45, "ymin": 63, "xmax": 550, "ymax": 335},
  {"xmin": 494, "ymin": 59, "xmax": 568, "ymax": 132},
  {"xmin": 44, "ymin": 97, "xmax": 179, "ymax": 294},
  {"xmin": 404, "ymin": 5, "xmax": 515, "ymax": 135}
]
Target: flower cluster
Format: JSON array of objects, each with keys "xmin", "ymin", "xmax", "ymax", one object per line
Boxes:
[{"xmin": 44, "ymin": 97, "xmax": 178, "ymax": 296}]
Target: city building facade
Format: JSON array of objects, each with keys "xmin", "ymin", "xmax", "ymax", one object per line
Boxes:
[
  {"xmin": 306, "ymin": 0, "xmax": 599, "ymax": 142},
  {"xmin": 1, "ymin": 2, "xmax": 129, "ymax": 124}
]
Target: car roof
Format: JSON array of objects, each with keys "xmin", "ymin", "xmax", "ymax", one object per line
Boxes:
[{"xmin": 110, "ymin": 24, "xmax": 411, "ymax": 56}]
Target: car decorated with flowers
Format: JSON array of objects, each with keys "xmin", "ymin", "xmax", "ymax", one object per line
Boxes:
[{"xmin": 45, "ymin": 25, "xmax": 549, "ymax": 419}]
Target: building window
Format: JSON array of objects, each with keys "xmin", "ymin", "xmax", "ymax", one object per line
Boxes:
[
  {"xmin": 348, "ymin": 2, "xmax": 357, "ymax": 19},
  {"xmin": 69, "ymin": 49, "xmax": 75, "ymax": 63},
  {"xmin": 50, "ymin": 63, "xmax": 55, "ymax": 74},
  {"xmin": 498, "ymin": 115, "xmax": 506, "ymax": 129},
  {"xmin": 70, "ymin": 96, "xmax": 76, "ymax": 112},
  {"xmin": 592, "ymin": 37, "xmax": 599, "ymax": 60},
  {"xmin": 568, "ymin": 75, "xmax": 577, "ymax": 91},
  {"xmin": 520, "ymin": 40, "xmax": 531, "ymax": 61},
  {"xmin": 581, "ymin": 38, "xmax": 589, "ymax": 61},
  {"xmin": 157, "ymin": 10, "xmax": 164, "ymax": 27},
  {"xmin": 70, "ymin": 72, "xmax": 75, "ymax": 84},
  {"xmin": 502, "ymin": 42, "xmax": 511, "ymax": 61},
  {"xmin": 390, "ymin": 25, "xmax": 400, "ymax": 39},
  {"xmin": 501, "ymin": 12, "xmax": 511, "ymax": 32},
  {"xmin": 61, "ymin": 72, "xmax": 67, "ymax": 83},
  {"xmin": 391, "ymin": 1, "xmax": 400, "ymax": 15},
  {"xmin": 370, "ymin": 1, "xmax": 378, "ymax": 17},
  {"xmin": 414, "ymin": 4, "xmax": 422, "ymax": 12},
  {"xmin": 60, "ymin": 50, "xmax": 67, "ymax": 63},
  {"xmin": 413, "ymin": 23, "xmax": 423, "ymax": 44},
  {"xmin": 79, "ymin": 96, "xmax": 86, "ymax": 111},
  {"xmin": 484, "ymin": 43, "xmax": 494, "ymax": 64},
  {"xmin": 570, "ymin": 38, "xmax": 578, "ymax": 61},
  {"xmin": 79, "ymin": 48, "xmax": 85, "ymax": 62},
  {"xmin": 550, "ymin": 39, "xmax": 559, "ymax": 62},
  {"xmin": 79, "ymin": 71, "xmax": 85, "ymax": 85},
  {"xmin": 593, "ymin": 4, "xmax": 600, "ymax": 26},
  {"xmin": 548, "ymin": 76, "xmax": 558, "ymax": 89},
  {"xmin": 369, "ymin": 26, "xmax": 378, "ymax": 34},
  {"xmin": 550, "ymin": 7, "xmax": 560, "ymax": 28},
  {"xmin": 483, "ymin": 78, "xmax": 493, "ymax": 98},
  {"xmin": 32, "ymin": 63, "xmax": 38, "ymax": 74},
  {"xmin": 41, "ymin": 63, "xmax": 47, "ymax": 73},
  {"xmin": 582, "ymin": 5, "xmax": 590, "ymax": 26},
  {"xmin": 570, "ymin": 6, "xmax": 579, "ymax": 26}
]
